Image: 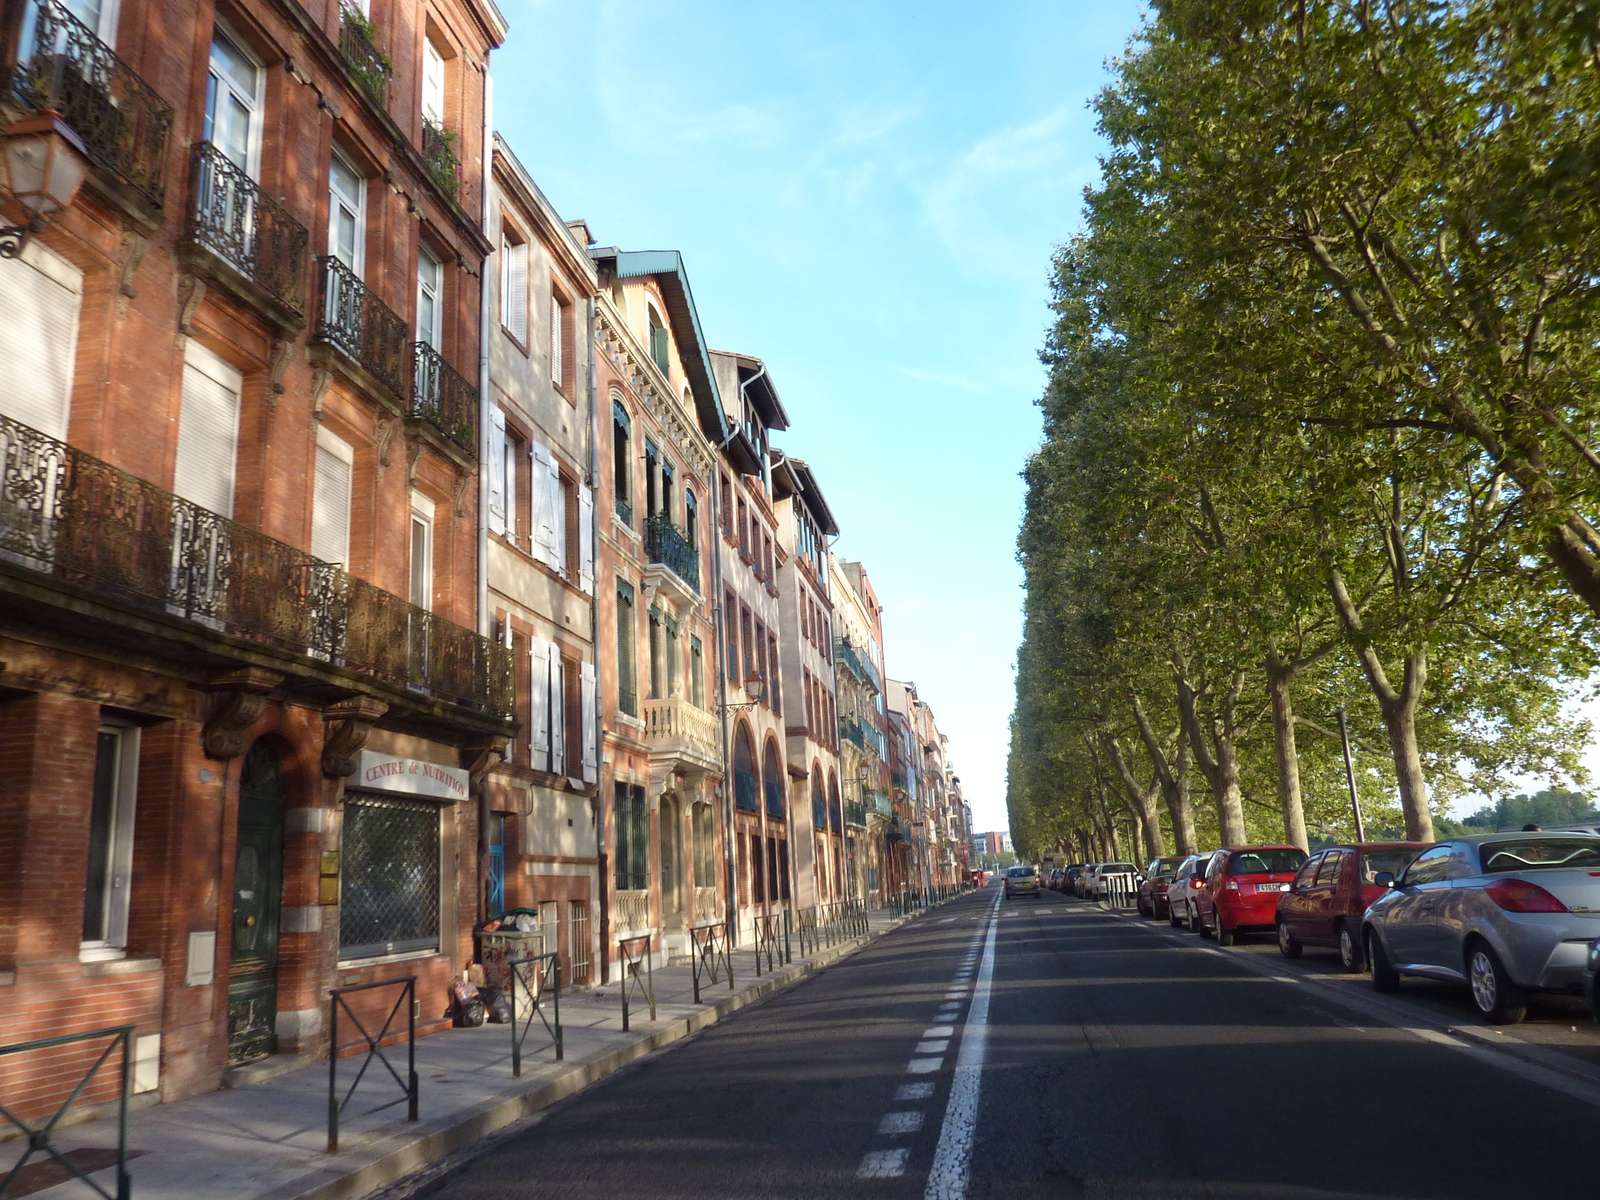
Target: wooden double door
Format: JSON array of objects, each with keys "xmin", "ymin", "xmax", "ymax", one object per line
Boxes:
[{"xmin": 228, "ymin": 744, "xmax": 285, "ymax": 1065}]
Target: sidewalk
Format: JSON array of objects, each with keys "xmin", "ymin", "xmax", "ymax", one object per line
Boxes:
[{"xmin": 1, "ymin": 902, "xmax": 951, "ymax": 1200}]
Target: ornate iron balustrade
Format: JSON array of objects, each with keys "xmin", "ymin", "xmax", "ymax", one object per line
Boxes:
[
  {"xmin": 0, "ymin": 411, "xmax": 513, "ymax": 717},
  {"xmin": 338, "ymin": 2, "xmax": 390, "ymax": 109},
  {"xmin": 421, "ymin": 114, "xmax": 459, "ymax": 199},
  {"xmin": 185, "ymin": 141, "xmax": 309, "ymax": 317},
  {"xmin": 644, "ymin": 514, "xmax": 699, "ymax": 592},
  {"xmin": 316, "ymin": 257, "xmax": 410, "ymax": 402},
  {"xmin": 834, "ymin": 639, "xmax": 881, "ymax": 692},
  {"xmin": 411, "ymin": 341, "xmax": 477, "ymax": 457},
  {"xmin": 865, "ymin": 788, "xmax": 893, "ymax": 818},
  {"xmin": 9, "ymin": 0, "xmax": 174, "ymax": 210},
  {"xmin": 844, "ymin": 800, "xmax": 866, "ymax": 828}
]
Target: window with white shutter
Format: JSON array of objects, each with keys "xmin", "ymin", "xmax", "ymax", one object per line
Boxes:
[
  {"xmin": 311, "ymin": 427, "xmax": 353, "ymax": 565},
  {"xmin": 529, "ymin": 636, "xmax": 551, "ymax": 768},
  {"xmin": 550, "ymin": 293, "xmax": 563, "ymax": 386},
  {"xmin": 501, "ymin": 237, "xmax": 527, "ymax": 342},
  {"xmin": 487, "ymin": 406, "xmax": 507, "ymax": 535},
  {"xmin": 580, "ymin": 661, "xmax": 597, "ymax": 782},
  {"xmin": 174, "ymin": 341, "xmax": 242, "ymax": 517},
  {"xmin": 578, "ymin": 485, "xmax": 594, "ymax": 594},
  {"xmin": 550, "ymin": 653, "xmax": 565, "ymax": 776},
  {"xmin": 529, "ymin": 441, "xmax": 562, "ymax": 569},
  {"xmin": 0, "ymin": 241, "xmax": 81, "ymax": 440}
]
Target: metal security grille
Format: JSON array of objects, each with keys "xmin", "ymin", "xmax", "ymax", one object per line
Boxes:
[
  {"xmin": 340, "ymin": 794, "xmax": 441, "ymax": 960},
  {"xmin": 568, "ymin": 902, "xmax": 590, "ymax": 984}
]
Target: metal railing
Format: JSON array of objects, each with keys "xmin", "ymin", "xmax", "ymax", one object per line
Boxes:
[
  {"xmin": 864, "ymin": 789, "xmax": 893, "ymax": 818},
  {"xmin": 9, "ymin": 0, "xmax": 174, "ymax": 210},
  {"xmin": 1101, "ymin": 873, "xmax": 1138, "ymax": 909},
  {"xmin": 617, "ymin": 935, "xmax": 655, "ymax": 1031},
  {"xmin": 0, "ymin": 1024, "xmax": 133, "ymax": 1199},
  {"xmin": 644, "ymin": 514, "xmax": 699, "ymax": 592},
  {"xmin": 509, "ymin": 952, "xmax": 562, "ymax": 1075},
  {"xmin": 184, "ymin": 141, "xmax": 309, "ymax": 318},
  {"xmin": 833, "ymin": 638, "xmax": 881, "ymax": 691},
  {"xmin": 690, "ymin": 920, "xmax": 733, "ymax": 1003},
  {"xmin": 421, "ymin": 114, "xmax": 459, "ymax": 199},
  {"xmin": 411, "ymin": 341, "xmax": 477, "ymax": 457},
  {"xmin": 752, "ymin": 912, "xmax": 783, "ymax": 976},
  {"xmin": 327, "ymin": 976, "xmax": 417, "ymax": 1154},
  {"xmin": 338, "ymin": 2, "xmax": 390, "ymax": 108},
  {"xmin": 0, "ymin": 412, "xmax": 514, "ymax": 717},
  {"xmin": 316, "ymin": 256, "xmax": 410, "ymax": 402},
  {"xmin": 844, "ymin": 800, "xmax": 866, "ymax": 828}
]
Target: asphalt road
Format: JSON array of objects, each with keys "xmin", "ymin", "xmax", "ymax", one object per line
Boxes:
[{"xmin": 394, "ymin": 886, "xmax": 1600, "ymax": 1200}]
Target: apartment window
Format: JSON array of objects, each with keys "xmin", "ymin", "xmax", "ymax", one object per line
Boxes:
[
  {"xmin": 647, "ymin": 304, "xmax": 668, "ymax": 375},
  {"xmin": 723, "ymin": 590, "xmax": 738, "ymax": 681},
  {"xmin": 562, "ymin": 470, "xmax": 581, "ymax": 579},
  {"xmin": 613, "ymin": 783, "xmax": 648, "ymax": 891},
  {"xmin": 81, "ymin": 723, "xmax": 139, "ymax": 958},
  {"xmin": 690, "ymin": 635, "xmax": 705, "ymax": 708},
  {"xmin": 204, "ymin": 27, "xmax": 261, "ymax": 174},
  {"xmin": 811, "ymin": 771, "xmax": 826, "ymax": 831},
  {"xmin": 616, "ymin": 579, "xmax": 637, "ymax": 715},
  {"xmin": 562, "ymin": 652, "xmax": 583, "ymax": 777},
  {"xmin": 768, "ymin": 633, "xmax": 781, "ymax": 716},
  {"xmin": 753, "ymin": 619, "xmax": 767, "ymax": 703},
  {"xmin": 800, "ymin": 596, "xmax": 809, "ymax": 644},
  {"xmin": 666, "ymin": 616, "xmax": 680, "ymax": 699},
  {"xmin": 409, "ymin": 492, "xmax": 434, "ymax": 610},
  {"xmin": 684, "ymin": 490, "xmax": 697, "ymax": 547},
  {"xmin": 329, "ymin": 152, "xmax": 365, "ymax": 274},
  {"xmin": 763, "ymin": 740, "xmax": 785, "ymax": 820},
  {"xmin": 0, "ymin": 241, "xmax": 82, "ymax": 440},
  {"xmin": 647, "ymin": 607, "xmax": 663, "ymax": 700},
  {"xmin": 737, "ymin": 499, "xmax": 748, "ymax": 555},
  {"xmin": 421, "ymin": 36, "xmax": 445, "ymax": 124},
  {"xmin": 803, "ymin": 670, "xmax": 814, "ymax": 731},
  {"xmin": 551, "ymin": 292, "xmax": 573, "ymax": 395},
  {"xmin": 416, "ymin": 245, "xmax": 442, "ymax": 349},
  {"xmin": 644, "ymin": 441, "xmax": 659, "ymax": 521},
  {"xmin": 719, "ymin": 473, "xmax": 733, "ymax": 536},
  {"xmin": 500, "ymin": 234, "xmax": 527, "ymax": 342},
  {"xmin": 174, "ymin": 340, "xmax": 242, "ymax": 518},
  {"xmin": 487, "ymin": 406, "xmax": 518, "ymax": 540},
  {"xmin": 692, "ymin": 803, "xmax": 715, "ymax": 891},
  {"xmin": 311, "ymin": 426, "xmax": 354, "ymax": 566},
  {"xmin": 612, "ymin": 401, "xmax": 632, "ymax": 524},
  {"xmin": 740, "ymin": 605, "xmax": 754, "ymax": 687},
  {"xmin": 340, "ymin": 794, "xmax": 440, "ymax": 959},
  {"xmin": 750, "ymin": 832, "xmax": 764, "ymax": 900},
  {"xmin": 733, "ymin": 725, "xmax": 758, "ymax": 812},
  {"xmin": 660, "ymin": 459, "xmax": 675, "ymax": 526}
]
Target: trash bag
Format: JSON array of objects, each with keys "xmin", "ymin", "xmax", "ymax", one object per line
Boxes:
[
  {"xmin": 480, "ymin": 987, "xmax": 512, "ymax": 1024},
  {"xmin": 449, "ymin": 978, "xmax": 486, "ymax": 1028}
]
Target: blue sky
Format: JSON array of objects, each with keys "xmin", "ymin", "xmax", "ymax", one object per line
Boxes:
[{"xmin": 493, "ymin": 0, "xmax": 1147, "ymax": 832}]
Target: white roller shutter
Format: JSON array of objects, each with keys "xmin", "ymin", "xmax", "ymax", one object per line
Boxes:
[
  {"xmin": 503, "ymin": 240, "xmax": 527, "ymax": 342},
  {"xmin": 174, "ymin": 342, "xmax": 242, "ymax": 517},
  {"xmin": 578, "ymin": 485, "xmax": 594, "ymax": 593},
  {"xmin": 311, "ymin": 427, "xmax": 353, "ymax": 565},
  {"xmin": 529, "ymin": 635, "xmax": 551, "ymax": 768},
  {"xmin": 580, "ymin": 661, "xmax": 597, "ymax": 783},
  {"xmin": 0, "ymin": 241, "xmax": 82, "ymax": 440},
  {"xmin": 487, "ymin": 405, "xmax": 507, "ymax": 535}
]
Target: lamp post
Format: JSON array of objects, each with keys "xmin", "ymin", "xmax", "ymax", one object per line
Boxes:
[
  {"xmin": 715, "ymin": 671, "xmax": 764, "ymax": 716},
  {"xmin": 1, "ymin": 112, "xmax": 91, "ymax": 259}
]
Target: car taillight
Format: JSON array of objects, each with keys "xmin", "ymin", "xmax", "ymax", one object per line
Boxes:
[
  {"xmin": 1225, "ymin": 880, "xmax": 1239, "ymax": 891},
  {"xmin": 1191, "ymin": 879, "xmax": 1203, "ymax": 888},
  {"xmin": 1485, "ymin": 878, "xmax": 1569, "ymax": 913}
]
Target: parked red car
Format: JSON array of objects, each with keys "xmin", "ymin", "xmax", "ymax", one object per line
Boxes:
[
  {"xmin": 1198, "ymin": 845, "xmax": 1309, "ymax": 945},
  {"xmin": 1138, "ymin": 856, "xmax": 1187, "ymax": 920},
  {"xmin": 1275, "ymin": 842, "xmax": 1427, "ymax": 969}
]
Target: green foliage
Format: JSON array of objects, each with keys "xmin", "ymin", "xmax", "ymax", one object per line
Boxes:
[{"xmin": 1461, "ymin": 790, "xmax": 1599, "ymax": 831}]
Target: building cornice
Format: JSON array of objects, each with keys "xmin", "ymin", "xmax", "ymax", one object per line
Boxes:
[{"xmin": 596, "ymin": 303, "xmax": 715, "ymax": 481}]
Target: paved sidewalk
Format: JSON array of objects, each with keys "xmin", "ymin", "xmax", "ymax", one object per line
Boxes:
[{"xmin": 1, "ymin": 902, "xmax": 953, "ymax": 1200}]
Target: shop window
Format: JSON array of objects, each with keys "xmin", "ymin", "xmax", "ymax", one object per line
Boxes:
[
  {"xmin": 81, "ymin": 723, "xmax": 140, "ymax": 960},
  {"xmin": 339, "ymin": 794, "xmax": 441, "ymax": 960}
]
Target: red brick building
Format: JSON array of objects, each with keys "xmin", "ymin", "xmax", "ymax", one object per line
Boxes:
[{"xmin": 0, "ymin": 0, "xmax": 509, "ymax": 1114}]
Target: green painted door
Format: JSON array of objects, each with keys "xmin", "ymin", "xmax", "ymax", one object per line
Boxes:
[{"xmin": 228, "ymin": 743, "xmax": 285, "ymax": 1065}]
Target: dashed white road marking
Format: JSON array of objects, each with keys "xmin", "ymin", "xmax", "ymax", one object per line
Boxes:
[
  {"xmin": 923, "ymin": 1025, "xmax": 955, "ymax": 1038},
  {"xmin": 878, "ymin": 1111, "xmax": 926, "ymax": 1134},
  {"xmin": 858, "ymin": 1149, "xmax": 910, "ymax": 1178},
  {"xmin": 907, "ymin": 1056, "xmax": 944, "ymax": 1074},
  {"xmin": 916, "ymin": 1039, "xmax": 951, "ymax": 1054},
  {"xmin": 896, "ymin": 1083, "xmax": 936, "ymax": 1101}
]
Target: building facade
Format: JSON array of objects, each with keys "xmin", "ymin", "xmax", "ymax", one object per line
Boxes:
[{"xmin": 830, "ymin": 557, "xmax": 890, "ymax": 904}]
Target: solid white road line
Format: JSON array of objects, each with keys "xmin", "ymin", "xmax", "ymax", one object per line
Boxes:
[{"xmin": 924, "ymin": 891, "xmax": 1001, "ymax": 1200}]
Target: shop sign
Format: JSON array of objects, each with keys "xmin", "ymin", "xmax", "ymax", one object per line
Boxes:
[{"xmin": 347, "ymin": 750, "xmax": 469, "ymax": 801}]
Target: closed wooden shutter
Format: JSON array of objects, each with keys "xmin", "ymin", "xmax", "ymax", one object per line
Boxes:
[
  {"xmin": 174, "ymin": 342, "xmax": 242, "ymax": 516},
  {"xmin": 529, "ymin": 635, "xmax": 551, "ymax": 768},
  {"xmin": 580, "ymin": 661, "xmax": 597, "ymax": 782},
  {"xmin": 577, "ymin": 485, "xmax": 594, "ymax": 593},
  {"xmin": 529, "ymin": 441, "xmax": 561, "ymax": 569},
  {"xmin": 0, "ymin": 242, "xmax": 82, "ymax": 440},
  {"xmin": 311, "ymin": 427, "xmax": 353, "ymax": 565},
  {"xmin": 487, "ymin": 405, "xmax": 507, "ymax": 535},
  {"xmin": 502, "ymin": 239, "xmax": 527, "ymax": 342},
  {"xmin": 550, "ymin": 293, "xmax": 562, "ymax": 385}
]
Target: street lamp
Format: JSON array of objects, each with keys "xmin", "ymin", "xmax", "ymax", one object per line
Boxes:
[
  {"xmin": 716, "ymin": 671, "xmax": 764, "ymax": 715},
  {"xmin": 0, "ymin": 112, "xmax": 91, "ymax": 259}
]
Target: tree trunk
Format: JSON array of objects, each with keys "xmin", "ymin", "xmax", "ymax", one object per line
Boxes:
[
  {"xmin": 1265, "ymin": 645, "xmax": 1310, "ymax": 851},
  {"xmin": 1175, "ymin": 668, "xmax": 1248, "ymax": 846},
  {"xmin": 1132, "ymin": 694, "xmax": 1196, "ymax": 854},
  {"xmin": 1104, "ymin": 733, "xmax": 1168, "ymax": 860}
]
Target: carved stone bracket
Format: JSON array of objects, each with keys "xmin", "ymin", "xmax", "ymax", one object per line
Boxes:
[
  {"xmin": 375, "ymin": 416, "xmax": 397, "ymax": 478},
  {"xmin": 452, "ymin": 467, "xmax": 471, "ymax": 521},
  {"xmin": 177, "ymin": 273, "xmax": 206, "ymax": 339},
  {"xmin": 405, "ymin": 435, "xmax": 424, "ymax": 487},
  {"xmin": 461, "ymin": 737, "xmax": 510, "ymax": 788},
  {"xmin": 268, "ymin": 338, "xmax": 292, "ymax": 402},
  {"xmin": 202, "ymin": 667, "xmax": 283, "ymax": 760},
  {"xmin": 309, "ymin": 363, "xmax": 333, "ymax": 425},
  {"xmin": 116, "ymin": 229, "xmax": 149, "ymax": 311},
  {"xmin": 320, "ymin": 696, "xmax": 389, "ymax": 778}
]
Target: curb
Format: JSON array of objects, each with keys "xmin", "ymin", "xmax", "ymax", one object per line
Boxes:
[{"xmin": 261, "ymin": 908, "xmax": 939, "ymax": 1200}]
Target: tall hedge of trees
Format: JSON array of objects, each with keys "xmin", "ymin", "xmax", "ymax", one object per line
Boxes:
[{"xmin": 1009, "ymin": 0, "xmax": 1600, "ymax": 863}]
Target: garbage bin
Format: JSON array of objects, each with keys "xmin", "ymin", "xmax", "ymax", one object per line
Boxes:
[{"xmin": 480, "ymin": 929, "xmax": 544, "ymax": 1019}]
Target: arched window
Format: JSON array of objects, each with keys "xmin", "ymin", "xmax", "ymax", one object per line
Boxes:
[
  {"xmin": 763, "ymin": 739, "xmax": 785, "ymax": 819},
  {"xmin": 733, "ymin": 723, "xmax": 758, "ymax": 812},
  {"xmin": 612, "ymin": 397, "xmax": 632, "ymax": 524},
  {"xmin": 811, "ymin": 766, "xmax": 826, "ymax": 830},
  {"xmin": 684, "ymin": 489, "xmax": 697, "ymax": 547},
  {"xmin": 828, "ymin": 772, "xmax": 842, "ymax": 834}
]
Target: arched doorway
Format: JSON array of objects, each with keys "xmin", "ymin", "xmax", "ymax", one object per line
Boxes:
[{"xmin": 229, "ymin": 742, "xmax": 286, "ymax": 1065}]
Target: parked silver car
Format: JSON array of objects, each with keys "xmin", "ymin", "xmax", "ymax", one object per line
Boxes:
[
  {"xmin": 1165, "ymin": 853, "xmax": 1213, "ymax": 932},
  {"xmin": 1362, "ymin": 833, "xmax": 1600, "ymax": 1024},
  {"xmin": 1090, "ymin": 862, "xmax": 1140, "ymax": 900}
]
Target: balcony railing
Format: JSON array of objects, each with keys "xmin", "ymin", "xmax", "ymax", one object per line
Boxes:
[
  {"xmin": 613, "ymin": 890, "xmax": 651, "ymax": 935},
  {"xmin": 641, "ymin": 697, "xmax": 719, "ymax": 766},
  {"xmin": 864, "ymin": 789, "xmax": 893, "ymax": 818},
  {"xmin": 0, "ymin": 411, "xmax": 512, "ymax": 717},
  {"xmin": 316, "ymin": 257, "xmax": 410, "ymax": 403},
  {"xmin": 184, "ymin": 142, "xmax": 309, "ymax": 319},
  {"xmin": 845, "ymin": 800, "xmax": 866, "ymax": 829},
  {"xmin": 421, "ymin": 115, "xmax": 459, "ymax": 200},
  {"xmin": 834, "ymin": 639, "xmax": 880, "ymax": 692},
  {"xmin": 411, "ymin": 341, "xmax": 476, "ymax": 457},
  {"xmin": 9, "ymin": 0, "xmax": 174, "ymax": 210},
  {"xmin": 644, "ymin": 514, "xmax": 699, "ymax": 593},
  {"xmin": 338, "ymin": 2, "xmax": 390, "ymax": 109}
]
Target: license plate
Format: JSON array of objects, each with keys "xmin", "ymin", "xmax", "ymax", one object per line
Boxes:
[{"xmin": 1255, "ymin": 883, "xmax": 1288, "ymax": 893}]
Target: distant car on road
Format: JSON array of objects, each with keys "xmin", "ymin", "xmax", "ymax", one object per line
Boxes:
[
  {"xmin": 1363, "ymin": 833, "xmax": 1600, "ymax": 1023},
  {"xmin": 1064, "ymin": 865, "xmax": 1084, "ymax": 893},
  {"xmin": 1198, "ymin": 846, "xmax": 1309, "ymax": 945},
  {"xmin": 1004, "ymin": 865, "xmax": 1041, "ymax": 898},
  {"xmin": 1275, "ymin": 842, "xmax": 1426, "ymax": 969},
  {"xmin": 1074, "ymin": 864, "xmax": 1099, "ymax": 898},
  {"xmin": 1167, "ymin": 854, "xmax": 1213, "ymax": 931},
  {"xmin": 1138, "ymin": 856, "xmax": 1187, "ymax": 919},
  {"xmin": 1090, "ymin": 862, "xmax": 1141, "ymax": 901}
]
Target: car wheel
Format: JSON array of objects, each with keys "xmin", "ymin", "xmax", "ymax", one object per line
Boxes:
[
  {"xmin": 1277, "ymin": 921, "xmax": 1302, "ymax": 959},
  {"xmin": 1468, "ymin": 941, "xmax": 1528, "ymax": 1025},
  {"xmin": 1168, "ymin": 902, "xmax": 1184, "ymax": 928},
  {"xmin": 1216, "ymin": 914, "xmax": 1236, "ymax": 947},
  {"xmin": 1366, "ymin": 929, "xmax": 1400, "ymax": 994},
  {"xmin": 1191, "ymin": 905, "xmax": 1206, "ymax": 936},
  {"xmin": 1337, "ymin": 922, "xmax": 1363, "ymax": 972}
]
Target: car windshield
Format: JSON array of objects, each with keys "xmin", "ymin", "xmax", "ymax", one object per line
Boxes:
[
  {"xmin": 1007, "ymin": 867, "xmax": 1034, "ymax": 878},
  {"xmin": 1478, "ymin": 839, "xmax": 1600, "ymax": 873},
  {"xmin": 1359, "ymin": 849, "xmax": 1419, "ymax": 883},
  {"xmin": 1228, "ymin": 849, "xmax": 1307, "ymax": 875},
  {"xmin": 1101, "ymin": 863, "xmax": 1137, "ymax": 873},
  {"xmin": 1153, "ymin": 858, "xmax": 1185, "ymax": 875}
]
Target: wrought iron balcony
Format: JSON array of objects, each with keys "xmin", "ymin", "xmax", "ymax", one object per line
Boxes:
[
  {"xmin": 845, "ymin": 800, "xmax": 867, "ymax": 829},
  {"xmin": 411, "ymin": 341, "xmax": 477, "ymax": 457},
  {"xmin": 0, "ymin": 411, "xmax": 512, "ymax": 718},
  {"xmin": 183, "ymin": 142, "xmax": 309, "ymax": 322},
  {"xmin": 338, "ymin": 2, "xmax": 390, "ymax": 109},
  {"xmin": 421, "ymin": 115, "xmax": 459, "ymax": 200},
  {"xmin": 834, "ymin": 639, "xmax": 880, "ymax": 692},
  {"xmin": 864, "ymin": 789, "xmax": 893, "ymax": 819},
  {"xmin": 315, "ymin": 257, "xmax": 409, "ymax": 403},
  {"xmin": 8, "ymin": 0, "xmax": 174, "ymax": 212},
  {"xmin": 644, "ymin": 514, "xmax": 699, "ymax": 593}
]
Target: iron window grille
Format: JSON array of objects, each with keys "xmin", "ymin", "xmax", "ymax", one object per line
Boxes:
[{"xmin": 339, "ymin": 793, "xmax": 441, "ymax": 960}]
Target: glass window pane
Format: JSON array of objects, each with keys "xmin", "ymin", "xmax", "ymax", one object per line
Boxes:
[{"xmin": 82, "ymin": 730, "xmax": 121, "ymax": 943}]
